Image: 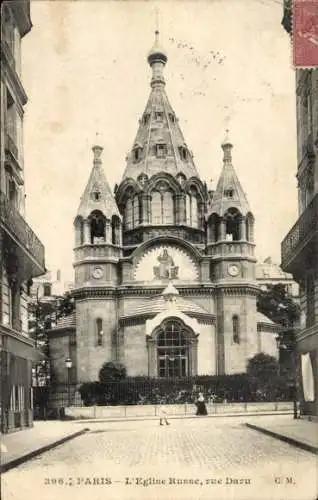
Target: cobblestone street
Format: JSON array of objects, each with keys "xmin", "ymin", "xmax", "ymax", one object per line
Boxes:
[{"xmin": 3, "ymin": 417, "xmax": 317, "ymax": 500}]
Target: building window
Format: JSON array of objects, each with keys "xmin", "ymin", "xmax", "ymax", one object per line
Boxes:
[
  {"xmin": 179, "ymin": 146, "xmax": 188, "ymax": 161},
  {"xmin": 43, "ymin": 284, "xmax": 51, "ymax": 297},
  {"xmin": 156, "ymin": 144, "xmax": 167, "ymax": 158},
  {"xmin": 93, "ymin": 191, "xmax": 101, "ymax": 201},
  {"xmin": 169, "ymin": 113, "xmax": 175, "ymax": 123},
  {"xmin": 232, "ymin": 315, "xmax": 240, "ymax": 344},
  {"xmin": 90, "ymin": 211, "xmax": 106, "ymax": 243},
  {"xmin": 186, "ymin": 194, "xmax": 199, "ymax": 228},
  {"xmin": 143, "ymin": 113, "xmax": 150, "ymax": 125},
  {"xmin": 6, "ymin": 89, "xmax": 16, "ymax": 141},
  {"xmin": 225, "ymin": 208, "xmax": 241, "ymax": 241},
  {"xmin": 306, "ymin": 274, "xmax": 315, "ymax": 328},
  {"xmin": 133, "ymin": 195, "xmax": 139, "ymax": 227},
  {"xmin": 8, "ymin": 178, "xmax": 18, "ymax": 208},
  {"xmin": 133, "ymin": 145, "xmax": 142, "ymax": 162},
  {"xmin": 156, "ymin": 321, "xmax": 190, "ymax": 378},
  {"xmin": 224, "ymin": 189, "xmax": 234, "ymax": 198},
  {"xmin": 125, "ymin": 198, "xmax": 133, "ymax": 229},
  {"xmin": 151, "ymin": 190, "xmax": 174, "ymax": 225},
  {"xmin": 155, "ymin": 111, "xmax": 164, "ymax": 121},
  {"xmin": 96, "ymin": 318, "xmax": 103, "ymax": 346}
]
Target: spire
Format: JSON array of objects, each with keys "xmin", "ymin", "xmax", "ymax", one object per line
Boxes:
[
  {"xmin": 208, "ymin": 133, "xmax": 250, "ymax": 217},
  {"xmin": 121, "ymin": 32, "xmax": 200, "ymax": 182},
  {"xmin": 77, "ymin": 144, "xmax": 121, "ymax": 219}
]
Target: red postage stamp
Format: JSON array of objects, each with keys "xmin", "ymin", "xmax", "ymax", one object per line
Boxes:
[{"xmin": 293, "ymin": 0, "xmax": 318, "ymax": 67}]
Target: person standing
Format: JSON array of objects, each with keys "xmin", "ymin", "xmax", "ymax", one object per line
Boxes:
[
  {"xmin": 158, "ymin": 399, "xmax": 170, "ymax": 426},
  {"xmin": 195, "ymin": 392, "xmax": 208, "ymax": 416}
]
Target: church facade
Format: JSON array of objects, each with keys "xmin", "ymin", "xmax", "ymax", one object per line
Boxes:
[{"xmin": 49, "ymin": 32, "xmax": 278, "ymax": 385}]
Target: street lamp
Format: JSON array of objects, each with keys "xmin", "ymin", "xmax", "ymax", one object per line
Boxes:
[{"xmin": 65, "ymin": 357, "xmax": 72, "ymax": 406}]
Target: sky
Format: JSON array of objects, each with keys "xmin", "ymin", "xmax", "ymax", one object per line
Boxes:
[{"xmin": 22, "ymin": 0, "xmax": 298, "ymax": 284}]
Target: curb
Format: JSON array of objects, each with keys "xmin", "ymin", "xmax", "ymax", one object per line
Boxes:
[
  {"xmin": 245, "ymin": 423, "xmax": 318, "ymax": 455},
  {"xmin": 1, "ymin": 428, "xmax": 89, "ymax": 473},
  {"xmin": 71, "ymin": 411, "xmax": 293, "ymax": 425}
]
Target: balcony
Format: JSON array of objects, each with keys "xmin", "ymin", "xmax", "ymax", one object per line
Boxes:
[
  {"xmin": 0, "ymin": 38, "xmax": 16, "ymax": 70},
  {"xmin": 4, "ymin": 132, "xmax": 22, "ymax": 170},
  {"xmin": 0, "ymin": 191, "xmax": 45, "ymax": 278},
  {"xmin": 281, "ymin": 194, "xmax": 318, "ymax": 273}
]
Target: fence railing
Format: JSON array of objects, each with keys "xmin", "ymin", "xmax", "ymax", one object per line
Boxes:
[{"xmin": 65, "ymin": 401, "xmax": 294, "ymax": 419}]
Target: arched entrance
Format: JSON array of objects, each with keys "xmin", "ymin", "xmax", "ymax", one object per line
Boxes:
[{"xmin": 147, "ymin": 318, "xmax": 198, "ymax": 377}]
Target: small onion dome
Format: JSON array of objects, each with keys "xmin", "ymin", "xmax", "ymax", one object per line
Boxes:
[
  {"xmin": 147, "ymin": 30, "xmax": 168, "ymax": 65},
  {"xmin": 221, "ymin": 129, "xmax": 233, "ymax": 149}
]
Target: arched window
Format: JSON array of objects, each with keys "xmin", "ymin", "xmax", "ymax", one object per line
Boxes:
[
  {"xmin": 96, "ymin": 318, "xmax": 103, "ymax": 346},
  {"xmin": 90, "ymin": 211, "xmax": 106, "ymax": 243},
  {"xmin": 125, "ymin": 198, "xmax": 133, "ymax": 229},
  {"xmin": 151, "ymin": 190, "xmax": 174, "ymax": 225},
  {"xmin": 186, "ymin": 193, "xmax": 199, "ymax": 228},
  {"xmin": 232, "ymin": 315, "xmax": 240, "ymax": 344},
  {"xmin": 225, "ymin": 208, "xmax": 241, "ymax": 241},
  {"xmin": 133, "ymin": 195, "xmax": 139, "ymax": 227},
  {"xmin": 156, "ymin": 321, "xmax": 190, "ymax": 378}
]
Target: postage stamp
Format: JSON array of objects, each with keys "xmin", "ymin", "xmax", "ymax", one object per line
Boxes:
[{"xmin": 293, "ymin": 0, "xmax": 318, "ymax": 67}]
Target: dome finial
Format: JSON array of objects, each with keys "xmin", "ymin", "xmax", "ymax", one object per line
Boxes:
[
  {"xmin": 221, "ymin": 129, "xmax": 233, "ymax": 162},
  {"xmin": 147, "ymin": 9, "xmax": 168, "ymax": 71},
  {"xmin": 92, "ymin": 133, "xmax": 103, "ymax": 166}
]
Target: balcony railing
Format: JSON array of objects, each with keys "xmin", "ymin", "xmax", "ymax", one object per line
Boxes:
[
  {"xmin": 0, "ymin": 191, "xmax": 45, "ymax": 270},
  {"xmin": 281, "ymin": 194, "xmax": 318, "ymax": 269}
]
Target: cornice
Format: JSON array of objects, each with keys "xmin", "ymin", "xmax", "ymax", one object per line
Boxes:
[
  {"xmin": 120, "ymin": 312, "xmax": 215, "ymax": 326},
  {"xmin": 257, "ymin": 322, "xmax": 280, "ymax": 333},
  {"xmin": 0, "ymin": 324, "xmax": 36, "ymax": 348}
]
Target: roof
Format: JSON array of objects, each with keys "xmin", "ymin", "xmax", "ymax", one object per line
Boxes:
[
  {"xmin": 208, "ymin": 141, "xmax": 250, "ymax": 217},
  {"xmin": 55, "ymin": 311, "xmax": 76, "ymax": 329},
  {"xmin": 77, "ymin": 146, "xmax": 120, "ymax": 219},
  {"xmin": 121, "ymin": 33, "xmax": 200, "ymax": 182},
  {"xmin": 256, "ymin": 311, "xmax": 276, "ymax": 325},
  {"xmin": 256, "ymin": 260, "xmax": 294, "ymax": 280},
  {"xmin": 120, "ymin": 292, "xmax": 211, "ymax": 320}
]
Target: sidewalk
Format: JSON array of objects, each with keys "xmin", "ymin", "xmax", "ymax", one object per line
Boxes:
[
  {"xmin": 246, "ymin": 417, "xmax": 318, "ymax": 455},
  {"xmin": 0, "ymin": 421, "xmax": 89, "ymax": 473}
]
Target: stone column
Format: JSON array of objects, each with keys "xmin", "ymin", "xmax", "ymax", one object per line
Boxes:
[
  {"xmin": 146, "ymin": 337, "xmax": 156, "ymax": 377},
  {"xmin": 105, "ymin": 220, "xmax": 112, "ymax": 244},
  {"xmin": 83, "ymin": 220, "xmax": 90, "ymax": 244},
  {"xmin": 240, "ymin": 216, "xmax": 246, "ymax": 240},
  {"xmin": 176, "ymin": 194, "xmax": 186, "ymax": 225},
  {"xmin": 220, "ymin": 219, "xmax": 227, "ymax": 241},
  {"xmin": 189, "ymin": 337, "xmax": 198, "ymax": 376}
]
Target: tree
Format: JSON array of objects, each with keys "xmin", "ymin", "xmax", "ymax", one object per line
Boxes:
[
  {"xmin": 257, "ymin": 283, "xmax": 300, "ymax": 328},
  {"xmin": 99, "ymin": 362, "xmax": 127, "ymax": 384},
  {"xmin": 28, "ymin": 291, "xmax": 76, "ymax": 386},
  {"xmin": 257, "ymin": 284, "xmax": 300, "ymax": 378},
  {"xmin": 246, "ymin": 353, "xmax": 286, "ymax": 401},
  {"xmin": 247, "ymin": 353, "xmax": 279, "ymax": 381}
]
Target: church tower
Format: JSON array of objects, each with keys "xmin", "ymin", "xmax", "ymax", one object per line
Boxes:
[
  {"xmin": 206, "ymin": 134, "xmax": 259, "ymax": 374},
  {"xmin": 73, "ymin": 145, "xmax": 122, "ymax": 381},
  {"xmin": 115, "ymin": 30, "xmax": 207, "ymax": 252}
]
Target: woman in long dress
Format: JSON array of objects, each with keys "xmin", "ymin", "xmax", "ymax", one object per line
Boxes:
[{"xmin": 195, "ymin": 392, "xmax": 208, "ymax": 416}]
